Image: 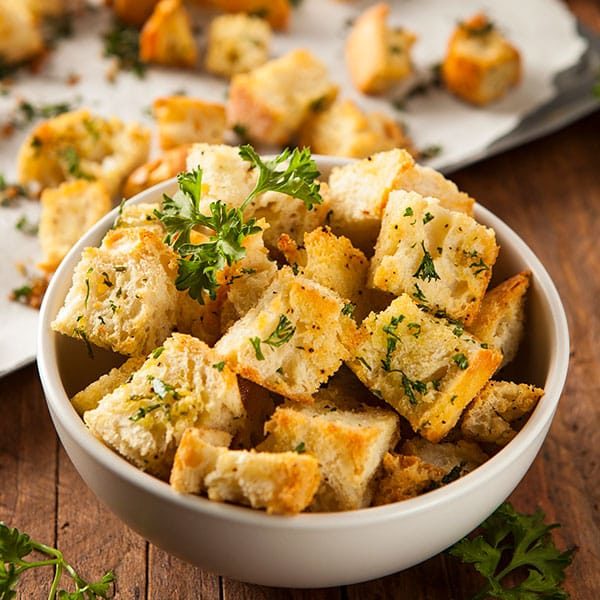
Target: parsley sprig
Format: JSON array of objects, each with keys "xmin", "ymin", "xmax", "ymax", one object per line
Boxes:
[
  {"xmin": 449, "ymin": 502, "xmax": 575, "ymax": 600},
  {"xmin": 250, "ymin": 314, "xmax": 296, "ymax": 360},
  {"xmin": 0, "ymin": 522, "xmax": 115, "ymax": 599}
]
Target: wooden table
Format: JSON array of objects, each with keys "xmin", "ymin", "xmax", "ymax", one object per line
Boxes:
[{"xmin": 2, "ymin": 8, "xmax": 600, "ymax": 600}]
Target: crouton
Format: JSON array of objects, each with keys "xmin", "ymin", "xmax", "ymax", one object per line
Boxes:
[
  {"xmin": 327, "ymin": 149, "xmax": 474, "ymax": 253},
  {"xmin": 139, "ymin": 0, "xmax": 197, "ymax": 68},
  {"xmin": 227, "ymin": 49, "xmax": 338, "ymax": 145},
  {"xmin": 461, "ymin": 380, "xmax": 544, "ymax": 446},
  {"xmin": 84, "ymin": 334, "xmax": 245, "ymax": 478},
  {"xmin": 402, "ymin": 437, "xmax": 488, "ymax": 474},
  {"xmin": 71, "ymin": 356, "xmax": 146, "ymax": 416},
  {"xmin": 113, "ymin": 0, "xmax": 159, "ymax": 26},
  {"xmin": 345, "ymin": 3, "xmax": 416, "ymax": 94},
  {"xmin": 0, "ymin": 1, "xmax": 44, "ymax": 66},
  {"xmin": 261, "ymin": 397, "xmax": 399, "ymax": 511},
  {"xmin": 215, "ymin": 267, "xmax": 359, "ymax": 403},
  {"xmin": 124, "ymin": 145, "xmax": 190, "ymax": 199},
  {"xmin": 348, "ymin": 294, "xmax": 502, "ymax": 442},
  {"xmin": 442, "ymin": 13, "xmax": 521, "ymax": 106},
  {"xmin": 369, "ymin": 191, "xmax": 498, "ymax": 325},
  {"xmin": 112, "ymin": 202, "xmax": 165, "ymax": 237},
  {"xmin": 17, "ymin": 109, "xmax": 151, "ymax": 198},
  {"xmin": 39, "ymin": 180, "xmax": 112, "ymax": 273},
  {"xmin": 207, "ymin": 0, "xmax": 290, "ymax": 30},
  {"xmin": 205, "ymin": 13, "xmax": 271, "ymax": 78},
  {"xmin": 51, "ymin": 228, "xmax": 178, "ymax": 356},
  {"xmin": 153, "ymin": 97, "xmax": 226, "ymax": 150},
  {"xmin": 468, "ymin": 271, "xmax": 530, "ymax": 368},
  {"xmin": 298, "ymin": 99, "xmax": 413, "ymax": 159}
]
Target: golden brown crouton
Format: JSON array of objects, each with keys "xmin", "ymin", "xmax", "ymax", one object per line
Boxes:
[
  {"xmin": 345, "ymin": 3, "xmax": 416, "ymax": 94},
  {"xmin": 402, "ymin": 437, "xmax": 488, "ymax": 474},
  {"xmin": 0, "ymin": 1, "xmax": 44, "ymax": 65},
  {"xmin": 461, "ymin": 380, "xmax": 544, "ymax": 446},
  {"xmin": 348, "ymin": 294, "xmax": 502, "ymax": 442},
  {"xmin": 113, "ymin": 0, "xmax": 159, "ymax": 26},
  {"xmin": 468, "ymin": 271, "xmax": 531, "ymax": 368},
  {"xmin": 442, "ymin": 13, "xmax": 521, "ymax": 106},
  {"xmin": 139, "ymin": 0, "xmax": 197, "ymax": 68},
  {"xmin": 207, "ymin": 0, "xmax": 290, "ymax": 30}
]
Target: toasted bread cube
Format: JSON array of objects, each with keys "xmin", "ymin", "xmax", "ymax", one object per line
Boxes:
[
  {"xmin": 461, "ymin": 380, "xmax": 543, "ymax": 446},
  {"xmin": 442, "ymin": 13, "xmax": 521, "ymax": 106},
  {"xmin": 113, "ymin": 0, "xmax": 159, "ymax": 26},
  {"xmin": 468, "ymin": 271, "xmax": 530, "ymax": 368},
  {"xmin": 348, "ymin": 294, "xmax": 502, "ymax": 441},
  {"xmin": 345, "ymin": 3, "xmax": 416, "ymax": 94},
  {"xmin": 0, "ymin": 1, "xmax": 43, "ymax": 65},
  {"xmin": 298, "ymin": 99, "xmax": 413, "ymax": 159},
  {"xmin": 154, "ymin": 97, "xmax": 226, "ymax": 151},
  {"xmin": 71, "ymin": 356, "xmax": 146, "ymax": 416},
  {"xmin": 227, "ymin": 49, "xmax": 338, "ymax": 145},
  {"xmin": 205, "ymin": 13, "xmax": 271, "ymax": 78},
  {"xmin": 51, "ymin": 228, "xmax": 178, "ymax": 356},
  {"xmin": 85, "ymin": 334, "xmax": 244, "ymax": 478},
  {"xmin": 215, "ymin": 268, "xmax": 358, "ymax": 402},
  {"xmin": 112, "ymin": 202, "xmax": 165, "ymax": 237},
  {"xmin": 17, "ymin": 109, "xmax": 151, "ymax": 198},
  {"xmin": 207, "ymin": 0, "xmax": 290, "ymax": 30},
  {"xmin": 39, "ymin": 181, "xmax": 112, "ymax": 273},
  {"xmin": 369, "ymin": 191, "xmax": 498, "ymax": 325},
  {"xmin": 402, "ymin": 437, "xmax": 488, "ymax": 474},
  {"xmin": 261, "ymin": 397, "xmax": 399, "ymax": 511},
  {"xmin": 124, "ymin": 145, "xmax": 190, "ymax": 198},
  {"xmin": 140, "ymin": 0, "xmax": 197, "ymax": 68},
  {"xmin": 327, "ymin": 149, "xmax": 474, "ymax": 253}
]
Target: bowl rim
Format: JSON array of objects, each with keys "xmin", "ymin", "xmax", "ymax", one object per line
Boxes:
[{"xmin": 37, "ymin": 159, "xmax": 570, "ymax": 530}]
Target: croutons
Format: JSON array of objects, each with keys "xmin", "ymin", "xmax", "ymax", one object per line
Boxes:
[
  {"xmin": 461, "ymin": 380, "xmax": 544, "ymax": 446},
  {"xmin": 442, "ymin": 13, "xmax": 521, "ymax": 106},
  {"xmin": 207, "ymin": 0, "xmax": 290, "ymax": 30},
  {"xmin": 153, "ymin": 97, "xmax": 226, "ymax": 150},
  {"xmin": 71, "ymin": 356, "xmax": 146, "ymax": 416},
  {"xmin": 84, "ymin": 334, "xmax": 245, "ymax": 478},
  {"xmin": 113, "ymin": 0, "xmax": 159, "ymax": 26},
  {"xmin": 215, "ymin": 267, "xmax": 359, "ymax": 403},
  {"xmin": 51, "ymin": 228, "xmax": 178, "ymax": 356},
  {"xmin": 0, "ymin": 1, "xmax": 44, "ymax": 66},
  {"xmin": 139, "ymin": 0, "xmax": 197, "ymax": 68},
  {"xmin": 205, "ymin": 14, "xmax": 271, "ymax": 78},
  {"xmin": 345, "ymin": 3, "xmax": 416, "ymax": 94},
  {"xmin": 348, "ymin": 294, "xmax": 502, "ymax": 442},
  {"xmin": 17, "ymin": 109, "xmax": 151, "ymax": 198},
  {"xmin": 468, "ymin": 271, "xmax": 530, "ymax": 368},
  {"xmin": 227, "ymin": 49, "xmax": 338, "ymax": 145},
  {"xmin": 261, "ymin": 398, "xmax": 399, "ymax": 511},
  {"xmin": 402, "ymin": 437, "xmax": 488, "ymax": 474},
  {"xmin": 39, "ymin": 180, "xmax": 112, "ymax": 273},
  {"xmin": 369, "ymin": 191, "xmax": 498, "ymax": 325},
  {"xmin": 298, "ymin": 99, "xmax": 413, "ymax": 159}
]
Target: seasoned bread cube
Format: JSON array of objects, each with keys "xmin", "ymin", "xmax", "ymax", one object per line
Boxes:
[
  {"xmin": 327, "ymin": 149, "xmax": 474, "ymax": 253},
  {"xmin": 369, "ymin": 191, "xmax": 498, "ymax": 325},
  {"xmin": 71, "ymin": 356, "xmax": 146, "ymax": 416},
  {"xmin": 227, "ymin": 49, "xmax": 338, "ymax": 145},
  {"xmin": 402, "ymin": 437, "xmax": 488, "ymax": 474},
  {"xmin": 124, "ymin": 145, "xmax": 190, "ymax": 198},
  {"xmin": 442, "ymin": 13, "xmax": 521, "ymax": 106},
  {"xmin": 261, "ymin": 398, "xmax": 399, "ymax": 511},
  {"xmin": 84, "ymin": 334, "xmax": 245, "ymax": 478},
  {"xmin": 0, "ymin": 1, "xmax": 44, "ymax": 65},
  {"xmin": 207, "ymin": 0, "xmax": 290, "ymax": 30},
  {"xmin": 112, "ymin": 202, "xmax": 165, "ymax": 237},
  {"xmin": 461, "ymin": 380, "xmax": 544, "ymax": 446},
  {"xmin": 51, "ymin": 228, "xmax": 178, "ymax": 356},
  {"xmin": 153, "ymin": 97, "xmax": 226, "ymax": 150},
  {"xmin": 139, "ymin": 0, "xmax": 197, "ymax": 68},
  {"xmin": 17, "ymin": 109, "xmax": 151, "ymax": 198},
  {"xmin": 468, "ymin": 271, "xmax": 530, "ymax": 368},
  {"xmin": 113, "ymin": 0, "xmax": 159, "ymax": 26},
  {"xmin": 348, "ymin": 294, "xmax": 502, "ymax": 442},
  {"xmin": 345, "ymin": 3, "xmax": 416, "ymax": 94},
  {"xmin": 215, "ymin": 267, "xmax": 359, "ymax": 403},
  {"xmin": 39, "ymin": 181, "xmax": 112, "ymax": 273},
  {"xmin": 298, "ymin": 99, "xmax": 413, "ymax": 159},
  {"xmin": 205, "ymin": 14, "xmax": 271, "ymax": 78}
]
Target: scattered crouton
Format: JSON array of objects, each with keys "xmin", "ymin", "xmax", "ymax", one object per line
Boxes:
[
  {"xmin": 348, "ymin": 294, "xmax": 502, "ymax": 442},
  {"xmin": 461, "ymin": 380, "xmax": 544, "ymax": 446},
  {"xmin": 39, "ymin": 180, "xmax": 112, "ymax": 273},
  {"xmin": 207, "ymin": 0, "xmax": 290, "ymax": 30},
  {"xmin": 205, "ymin": 13, "xmax": 271, "ymax": 78},
  {"xmin": 468, "ymin": 271, "xmax": 531, "ymax": 368},
  {"xmin": 369, "ymin": 191, "xmax": 498, "ymax": 325},
  {"xmin": 113, "ymin": 0, "xmax": 160, "ymax": 26},
  {"xmin": 0, "ymin": 1, "xmax": 44, "ymax": 66},
  {"xmin": 442, "ymin": 13, "xmax": 521, "ymax": 106},
  {"xmin": 346, "ymin": 3, "xmax": 416, "ymax": 94}
]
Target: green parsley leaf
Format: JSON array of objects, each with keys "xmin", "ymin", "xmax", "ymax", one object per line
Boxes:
[
  {"xmin": 60, "ymin": 147, "xmax": 94, "ymax": 181},
  {"xmin": 341, "ymin": 302, "xmax": 356, "ymax": 317},
  {"xmin": 403, "ymin": 206, "xmax": 414, "ymax": 217},
  {"xmin": 151, "ymin": 346, "xmax": 165, "ymax": 359},
  {"xmin": 250, "ymin": 336, "xmax": 265, "ymax": 361},
  {"xmin": 294, "ymin": 441, "xmax": 306, "ymax": 453},
  {"xmin": 15, "ymin": 215, "xmax": 38, "ymax": 236},
  {"xmin": 263, "ymin": 315, "xmax": 296, "ymax": 348},
  {"xmin": 129, "ymin": 403, "xmax": 161, "ymax": 422},
  {"xmin": 413, "ymin": 241, "xmax": 440, "ymax": 282},
  {"xmin": 452, "ymin": 353, "xmax": 469, "ymax": 370},
  {"xmin": 212, "ymin": 361, "xmax": 225, "ymax": 372},
  {"xmin": 103, "ymin": 19, "xmax": 146, "ymax": 78}
]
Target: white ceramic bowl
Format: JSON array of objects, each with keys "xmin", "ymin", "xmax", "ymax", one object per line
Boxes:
[{"xmin": 38, "ymin": 158, "xmax": 569, "ymax": 588}]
